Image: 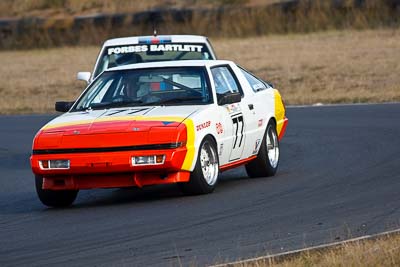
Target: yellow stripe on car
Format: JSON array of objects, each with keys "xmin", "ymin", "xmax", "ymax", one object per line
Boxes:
[
  {"xmin": 181, "ymin": 119, "xmax": 195, "ymax": 171},
  {"xmin": 274, "ymin": 89, "xmax": 286, "ymax": 136}
]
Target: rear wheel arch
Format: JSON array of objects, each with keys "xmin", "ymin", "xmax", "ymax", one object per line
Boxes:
[
  {"xmin": 264, "ymin": 117, "xmax": 277, "ymax": 135},
  {"xmin": 269, "ymin": 117, "xmax": 277, "ymax": 128}
]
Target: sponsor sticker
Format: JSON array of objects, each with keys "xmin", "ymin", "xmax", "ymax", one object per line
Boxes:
[
  {"xmin": 226, "ymin": 103, "xmax": 241, "ymax": 114},
  {"xmin": 252, "ymin": 139, "xmax": 261, "ymax": 154},
  {"xmin": 196, "ymin": 121, "xmax": 211, "ymax": 131},
  {"xmin": 258, "ymin": 119, "xmax": 263, "ymax": 127},
  {"xmin": 150, "ymin": 44, "xmax": 203, "ymax": 52},
  {"xmin": 216, "ymin": 122, "xmax": 224, "ymax": 134},
  {"xmin": 108, "ymin": 44, "xmax": 203, "ymax": 55},
  {"xmin": 108, "ymin": 45, "xmax": 148, "ymax": 55}
]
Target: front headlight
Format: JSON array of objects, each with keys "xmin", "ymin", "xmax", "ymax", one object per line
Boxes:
[
  {"xmin": 39, "ymin": 159, "xmax": 70, "ymax": 170},
  {"xmin": 131, "ymin": 155, "xmax": 165, "ymax": 166}
]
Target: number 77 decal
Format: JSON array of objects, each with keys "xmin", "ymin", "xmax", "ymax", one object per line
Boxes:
[{"xmin": 231, "ymin": 114, "xmax": 244, "ymax": 149}]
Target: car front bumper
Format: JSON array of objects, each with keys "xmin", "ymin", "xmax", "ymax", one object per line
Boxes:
[{"xmin": 31, "ymin": 146, "xmax": 190, "ymax": 190}]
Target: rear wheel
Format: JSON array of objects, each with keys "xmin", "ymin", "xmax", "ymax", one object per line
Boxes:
[
  {"xmin": 180, "ymin": 137, "xmax": 219, "ymax": 195},
  {"xmin": 35, "ymin": 175, "xmax": 78, "ymax": 207},
  {"xmin": 245, "ymin": 121, "xmax": 279, "ymax": 177}
]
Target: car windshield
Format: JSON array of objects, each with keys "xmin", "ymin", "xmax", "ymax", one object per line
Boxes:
[
  {"xmin": 73, "ymin": 67, "xmax": 212, "ymax": 111},
  {"xmin": 93, "ymin": 43, "xmax": 213, "ymax": 78}
]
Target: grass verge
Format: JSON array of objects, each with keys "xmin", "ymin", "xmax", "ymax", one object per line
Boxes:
[
  {"xmin": 0, "ymin": 29, "xmax": 399, "ymax": 114},
  {"xmin": 219, "ymin": 231, "xmax": 400, "ymax": 267}
]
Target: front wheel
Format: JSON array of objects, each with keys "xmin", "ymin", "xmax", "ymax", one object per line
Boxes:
[
  {"xmin": 35, "ymin": 175, "xmax": 78, "ymax": 207},
  {"xmin": 180, "ymin": 137, "xmax": 219, "ymax": 195},
  {"xmin": 245, "ymin": 121, "xmax": 280, "ymax": 178}
]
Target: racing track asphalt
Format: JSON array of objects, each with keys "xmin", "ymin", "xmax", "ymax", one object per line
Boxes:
[{"xmin": 1, "ymin": 103, "xmax": 400, "ymax": 266}]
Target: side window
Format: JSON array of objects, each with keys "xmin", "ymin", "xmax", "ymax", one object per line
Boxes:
[
  {"xmin": 240, "ymin": 68, "xmax": 270, "ymax": 92},
  {"xmin": 211, "ymin": 66, "xmax": 242, "ymax": 96}
]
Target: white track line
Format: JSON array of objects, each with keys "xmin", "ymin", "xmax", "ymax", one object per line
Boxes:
[
  {"xmin": 210, "ymin": 228, "xmax": 400, "ymax": 267},
  {"xmin": 287, "ymin": 102, "xmax": 400, "ymax": 108}
]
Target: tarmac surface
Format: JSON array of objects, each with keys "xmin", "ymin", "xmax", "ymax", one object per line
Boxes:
[{"xmin": 1, "ymin": 103, "xmax": 400, "ymax": 266}]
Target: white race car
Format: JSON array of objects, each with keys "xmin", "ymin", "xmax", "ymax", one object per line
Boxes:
[
  {"xmin": 77, "ymin": 35, "xmax": 217, "ymax": 83},
  {"xmin": 31, "ymin": 60, "xmax": 288, "ymax": 207}
]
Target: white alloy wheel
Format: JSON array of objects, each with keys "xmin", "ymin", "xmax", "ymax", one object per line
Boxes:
[
  {"xmin": 200, "ymin": 140, "xmax": 219, "ymax": 186},
  {"xmin": 245, "ymin": 120, "xmax": 280, "ymax": 178},
  {"xmin": 266, "ymin": 124, "xmax": 280, "ymax": 168}
]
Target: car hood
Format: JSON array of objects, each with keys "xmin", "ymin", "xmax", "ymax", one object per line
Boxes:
[
  {"xmin": 43, "ymin": 106, "xmax": 199, "ymax": 133},
  {"xmin": 33, "ymin": 106, "xmax": 201, "ymax": 149}
]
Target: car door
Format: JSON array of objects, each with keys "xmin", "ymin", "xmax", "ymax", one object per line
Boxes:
[{"xmin": 211, "ymin": 65, "xmax": 252, "ymax": 162}]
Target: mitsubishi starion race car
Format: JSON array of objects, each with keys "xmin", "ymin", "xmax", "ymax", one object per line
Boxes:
[
  {"xmin": 31, "ymin": 60, "xmax": 288, "ymax": 207},
  {"xmin": 77, "ymin": 35, "xmax": 217, "ymax": 84}
]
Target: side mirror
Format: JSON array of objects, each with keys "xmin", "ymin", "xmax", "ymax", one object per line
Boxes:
[
  {"xmin": 55, "ymin": 101, "xmax": 74, "ymax": 112},
  {"xmin": 217, "ymin": 92, "xmax": 241, "ymax": 105},
  {"xmin": 77, "ymin": 72, "xmax": 91, "ymax": 84}
]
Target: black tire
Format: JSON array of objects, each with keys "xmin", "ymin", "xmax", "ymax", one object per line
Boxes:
[
  {"xmin": 245, "ymin": 121, "xmax": 279, "ymax": 178},
  {"xmin": 180, "ymin": 137, "xmax": 219, "ymax": 195},
  {"xmin": 35, "ymin": 175, "xmax": 78, "ymax": 207}
]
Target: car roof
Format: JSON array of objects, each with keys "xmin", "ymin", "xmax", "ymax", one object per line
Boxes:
[
  {"xmin": 103, "ymin": 35, "xmax": 210, "ymax": 46},
  {"xmin": 105, "ymin": 60, "xmax": 234, "ymax": 72}
]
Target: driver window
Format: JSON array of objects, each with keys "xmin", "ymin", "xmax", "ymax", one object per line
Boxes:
[{"xmin": 211, "ymin": 66, "xmax": 241, "ymax": 95}]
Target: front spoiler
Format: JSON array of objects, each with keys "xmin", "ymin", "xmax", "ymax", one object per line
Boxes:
[
  {"xmin": 40, "ymin": 171, "xmax": 190, "ymax": 190},
  {"xmin": 31, "ymin": 147, "xmax": 190, "ymax": 190}
]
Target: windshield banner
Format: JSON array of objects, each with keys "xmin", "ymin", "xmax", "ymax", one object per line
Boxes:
[{"xmin": 107, "ymin": 44, "xmax": 204, "ymax": 55}]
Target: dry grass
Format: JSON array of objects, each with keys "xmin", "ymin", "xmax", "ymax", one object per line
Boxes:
[
  {"xmin": 0, "ymin": 47, "xmax": 93, "ymax": 114},
  {"xmin": 228, "ymin": 233, "xmax": 400, "ymax": 267},
  {"xmin": 217, "ymin": 29, "xmax": 400, "ymax": 105},
  {"xmin": 0, "ymin": 29, "xmax": 399, "ymax": 114}
]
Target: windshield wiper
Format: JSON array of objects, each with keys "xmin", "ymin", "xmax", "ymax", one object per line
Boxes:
[
  {"xmin": 140, "ymin": 96, "xmax": 204, "ymax": 106},
  {"xmin": 88, "ymin": 100, "xmax": 144, "ymax": 110}
]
